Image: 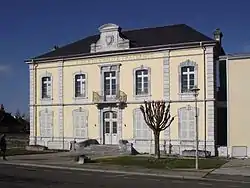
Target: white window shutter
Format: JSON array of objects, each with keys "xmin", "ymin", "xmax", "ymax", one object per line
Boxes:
[
  {"xmin": 189, "ymin": 110, "xmax": 195, "ymax": 140},
  {"xmin": 40, "ymin": 113, "xmax": 45, "ymax": 137},
  {"xmin": 46, "ymin": 112, "xmax": 53, "ymax": 137},
  {"xmin": 80, "ymin": 113, "xmax": 86, "ymax": 137},
  {"xmin": 73, "ymin": 111, "xmax": 87, "ymax": 138}
]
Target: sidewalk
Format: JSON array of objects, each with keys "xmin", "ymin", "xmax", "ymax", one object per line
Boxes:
[
  {"xmin": 0, "ymin": 152, "xmax": 213, "ymax": 180},
  {"xmin": 5, "ymin": 152, "xmax": 250, "ymax": 183},
  {"xmin": 208, "ymin": 158, "xmax": 250, "ymax": 178}
]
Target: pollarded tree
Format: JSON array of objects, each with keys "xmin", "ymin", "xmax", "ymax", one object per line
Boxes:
[{"xmin": 140, "ymin": 100, "xmax": 175, "ymax": 159}]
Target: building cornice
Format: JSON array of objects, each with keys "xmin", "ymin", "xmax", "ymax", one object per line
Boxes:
[{"xmin": 25, "ymin": 41, "xmax": 216, "ymax": 64}]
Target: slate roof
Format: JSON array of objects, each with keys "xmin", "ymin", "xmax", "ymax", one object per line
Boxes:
[{"xmin": 31, "ymin": 24, "xmax": 216, "ymax": 61}]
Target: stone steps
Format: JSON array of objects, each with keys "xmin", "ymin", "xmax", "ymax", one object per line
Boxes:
[{"xmin": 75, "ymin": 144, "xmax": 131, "ymax": 158}]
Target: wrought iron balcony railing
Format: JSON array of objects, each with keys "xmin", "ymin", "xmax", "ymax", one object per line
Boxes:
[{"xmin": 92, "ymin": 90, "xmax": 127, "ymax": 103}]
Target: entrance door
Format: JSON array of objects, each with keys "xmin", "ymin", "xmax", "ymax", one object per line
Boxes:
[{"xmin": 103, "ymin": 111, "xmax": 118, "ymax": 144}]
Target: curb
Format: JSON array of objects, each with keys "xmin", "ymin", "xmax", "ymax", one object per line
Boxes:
[{"xmin": 1, "ymin": 161, "xmax": 250, "ymax": 184}]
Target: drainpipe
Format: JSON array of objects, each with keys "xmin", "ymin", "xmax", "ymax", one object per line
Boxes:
[
  {"xmin": 200, "ymin": 42, "xmax": 207, "ymax": 155},
  {"xmin": 33, "ymin": 60, "xmax": 38, "ymax": 145},
  {"xmin": 61, "ymin": 59, "xmax": 65, "ymax": 150}
]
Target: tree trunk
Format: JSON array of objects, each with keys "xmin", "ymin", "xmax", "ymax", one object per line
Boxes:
[{"xmin": 154, "ymin": 131, "xmax": 160, "ymax": 159}]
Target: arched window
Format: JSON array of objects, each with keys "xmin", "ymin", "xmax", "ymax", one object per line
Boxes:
[
  {"xmin": 40, "ymin": 72, "xmax": 52, "ymax": 99},
  {"xmin": 133, "ymin": 66, "xmax": 151, "ymax": 98},
  {"xmin": 74, "ymin": 73, "xmax": 87, "ymax": 98},
  {"xmin": 179, "ymin": 60, "xmax": 197, "ymax": 93}
]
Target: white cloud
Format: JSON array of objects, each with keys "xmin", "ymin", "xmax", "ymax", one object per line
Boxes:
[{"xmin": 0, "ymin": 65, "xmax": 10, "ymax": 72}]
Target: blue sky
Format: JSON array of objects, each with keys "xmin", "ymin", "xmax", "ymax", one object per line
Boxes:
[{"xmin": 0, "ymin": 0, "xmax": 249, "ymax": 114}]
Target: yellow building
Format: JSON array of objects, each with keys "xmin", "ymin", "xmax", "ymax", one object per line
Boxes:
[
  {"xmin": 26, "ymin": 23, "xmax": 225, "ymax": 156},
  {"xmin": 219, "ymin": 54, "xmax": 250, "ymax": 158}
]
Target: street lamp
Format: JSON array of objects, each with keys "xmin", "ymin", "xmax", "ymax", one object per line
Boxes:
[{"xmin": 191, "ymin": 85, "xmax": 200, "ymax": 170}]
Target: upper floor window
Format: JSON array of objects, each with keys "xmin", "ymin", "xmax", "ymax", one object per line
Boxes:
[
  {"xmin": 75, "ymin": 74, "xmax": 86, "ymax": 98},
  {"xmin": 135, "ymin": 69, "xmax": 149, "ymax": 95},
  {"xmin": 179, "ymin": 60, "xmax": 197, "ymax": 95},
  {"xmin": 104, "ymin": 71, "xmax": 116, "ymax": 96},
  {"xmin": 41, "ymin": 76, "xmax": 52, "ymax": 99},
  {"xmin": 181, "ymin": 66, "xmax": 195, "ymax": 93}
]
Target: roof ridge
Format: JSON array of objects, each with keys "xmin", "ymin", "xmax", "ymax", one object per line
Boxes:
[{"xmin": 122, "ymin": 23, "xmax": 186, "ymax": 32}]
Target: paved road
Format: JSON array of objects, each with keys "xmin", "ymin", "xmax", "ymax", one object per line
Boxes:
[{"xmin": 0, "ymin": 164, "xmax": 249, "ymax": 188}]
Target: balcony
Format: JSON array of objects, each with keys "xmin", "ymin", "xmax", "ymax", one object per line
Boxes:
[{"xmin": 92, "ymin": 90, "xmax": 127, "ymax": 104}]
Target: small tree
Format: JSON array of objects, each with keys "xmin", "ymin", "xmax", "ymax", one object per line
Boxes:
[
  {"xmin": 0, "ymin": 104, "xmax": 5, "ymax": 123},
  {"xmin": 140, "ymin": 100, "xmax": 175, "ymax": 159}
]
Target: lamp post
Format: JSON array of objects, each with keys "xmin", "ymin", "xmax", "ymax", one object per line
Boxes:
[{"xmin": 191, "ymin": 85, "xmax": 200, "ymax": 170}]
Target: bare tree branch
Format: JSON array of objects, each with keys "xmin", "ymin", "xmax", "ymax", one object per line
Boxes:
[{"xmin": 140, "ymin": 100, "xmax": 175, "ymax": 159}]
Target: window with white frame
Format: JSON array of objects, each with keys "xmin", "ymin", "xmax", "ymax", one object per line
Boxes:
[
  {"xmin": 41, "ymin": 76, "xmax": 52, "ymax": 99},
  {"xmin": 178, "ymin": 107, "xmax": 195, "ymax": 140},
  {"xmin": 104, "ymin": 71, "xmax": 116, "ymax": 96},
  {"xmin": 135, "ymin": 69, "xmax": 149, "ymax": 95},
  {"xmin": 75, "ymin": 74, "xmax": 86, "ymax": 97},
  {"xmin": 133, "ymin": 109, "xmax": 151, "ymax": 139},
  {"xmin": 181, "ymin": 66, "xmax": 195, "ymax": 93}
]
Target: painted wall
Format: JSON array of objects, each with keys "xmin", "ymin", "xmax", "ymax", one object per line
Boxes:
[
  {"xmin": 227, "ymin": 57, "xmax": 250, "ymax": 157},
  {"xmin": 30, "ymin": 46, "xmax": 216, "ymax": 154}
]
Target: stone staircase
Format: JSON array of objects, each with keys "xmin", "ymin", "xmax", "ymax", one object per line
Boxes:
[
  {"xmin": 82, "ymin": 145, "xmax": 131, "ymax": 158},
  {"xmin": 72, "ymin": 143, "xmax": 133, "ymax": 159}
]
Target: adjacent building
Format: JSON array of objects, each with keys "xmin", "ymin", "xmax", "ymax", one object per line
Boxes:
[
  {"xmin": 218, "ymin": 53, "xmax": 250, "ymax": 158},
  {"xmin": 26, "ymin": 23, "xmax": 225, "ymax": 155}
]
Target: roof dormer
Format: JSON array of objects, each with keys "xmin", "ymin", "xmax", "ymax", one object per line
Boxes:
[{"xmin": 90, "ymin": 23, "xmax": 130, "ymax": 53}]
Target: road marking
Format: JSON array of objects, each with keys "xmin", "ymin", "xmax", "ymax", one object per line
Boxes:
[
  {"xmin": 123, "ymin": 176, "xmax": 135, "ymax": 180},
  {"xmin": 146, "ymin": 178, "xmax": 161, "ymax": 181},
  {"xmin": 60, "ymin": 171, "xmax": 73, "ymax": 174},
  {"xmin": 172, "ymin": 180, "xmax": 185, "ymax": 184},
  {"xmin": 103, "ymin": 174, "xmax": 127, "ymax": 178},
  {"xmin": 198, "ymin": 182, "xmax": 212, "ymax": 186},
  {"xmin": 3, "ymin": 162, "xmax": 250, "ymax": 184}
]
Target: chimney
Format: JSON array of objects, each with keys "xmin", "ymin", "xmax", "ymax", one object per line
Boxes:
[
  {"xmin": 213, "ymin": 28, "xmax": 223, "ymax": 44},
  {"xmin": 52, "ymin": 45, "xmax": 59, "ymax": 51}
]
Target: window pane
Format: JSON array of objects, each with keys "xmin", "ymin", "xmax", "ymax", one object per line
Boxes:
[
  {"xmin": 104, "ymin": 112, "xmax": 110, "ymax": 118},
  {"xmin": 112, "ymin": 122, "xmax": 117, "ymax": 134},
  {"xmin": 112, "ymin": 79, "xmax": 116, "ymax": 85},
  {"xmin": 136, "ymin": 77, "xmax": 142, "ymax": 83},
  {"xmin": 136, "ymin": 70, "xmax": 142, "ymax": 76},
  {"xmin": 142, "ymin": 70, "xmax": 148, "ymax": 75},
  {"xmin": 190, "ymin": 74, "xmax": 194, "ymax": 79},
  {"xmin": 105, "ymin": 88, "xmax": 110, "ymax": 95},
  {"xmin": 136, "ymin": 86, "xmax": 142, "ymax": 95},
  {"xmin": 111, "ymin": 89, "xmax": 116, "ymax": 95},
  {"xmin": 189, "ymin": 66, "xmax": 194, "ymax": 72},
  {"xmin": 181, "ymin": 67, "xmax": 187, "ymax": 72},
  {"xmin": 190, "ymin": 80, "xmax": 194, "ymax": 88},
  {"xmin": 112, "ymin": 112, "xmax": 117, "ymax": 119},
  {"xmin": 143, "ymin": 82, "xmax": 148, "ymax": 94},
  {"xmin": 181, "ymin": 74, "xmax": 187, "ymax": 81},
  {"xmin": 104, "ymin": 72, "xmax": 110, "ymax": 78},
  {"xmin": 105, "ymin": 122, "xmax": 110, "ymax": 133}
]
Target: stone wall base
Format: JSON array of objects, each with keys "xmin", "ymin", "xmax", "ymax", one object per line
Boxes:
[{"xmin": 29, "ymin": 137, "xmax": 216, "ymax": 156}]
